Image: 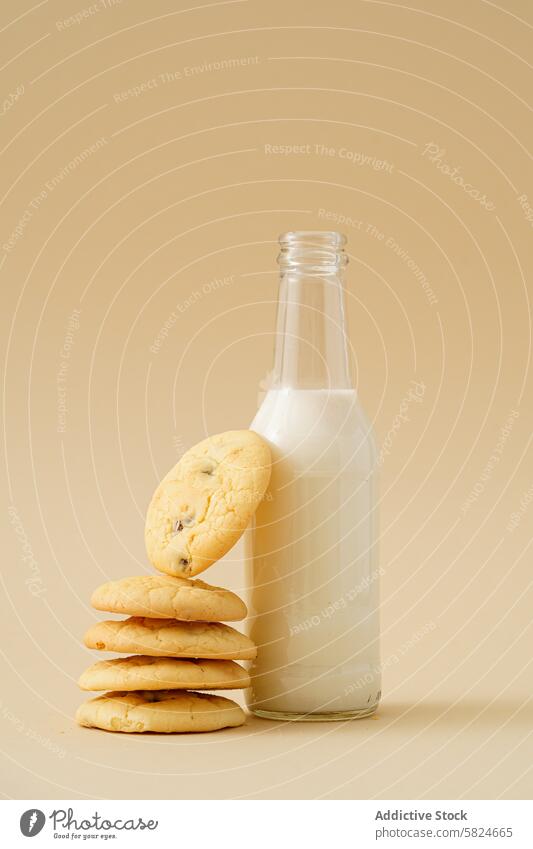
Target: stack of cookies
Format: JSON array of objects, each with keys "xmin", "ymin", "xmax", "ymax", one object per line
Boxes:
[{"xmin": 76, "ymin": 430, "xmax": 271, "ymax": 734}]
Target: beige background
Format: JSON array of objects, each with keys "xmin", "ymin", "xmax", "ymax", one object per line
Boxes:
[{"xmin": 1, "ymin": 0, "xmax": 532, "ymax": 800}]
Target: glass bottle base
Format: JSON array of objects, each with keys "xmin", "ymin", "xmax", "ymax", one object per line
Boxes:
[{"xmin": 250, "ymin": 703, "xmax": 379, "ymax": 722}]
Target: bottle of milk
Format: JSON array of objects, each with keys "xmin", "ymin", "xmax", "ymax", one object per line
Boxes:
[{"xmin": 246, "ymin": 231, "xmax": 381, "ymax": 721}]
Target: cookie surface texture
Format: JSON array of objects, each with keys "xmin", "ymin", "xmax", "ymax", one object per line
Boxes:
[
  {"xmin": 76, "ymin": 690, "xmax": 245, "ymax": 733},
  {"xmin": 78, "ymin": 655, "xmax": 250, "ymax": 691},
  {"xmin": 91, "ymin": 574, "xmax": 246, "ymax": 622},
  {"xmin": 84, "ymin": 617, "xmax": 257, "ymax": 660},
  {"xmin": 145, "ymin": 430, "xmax": 271, "ymax": 577}
]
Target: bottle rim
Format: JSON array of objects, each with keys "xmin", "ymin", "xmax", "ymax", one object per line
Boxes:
[
  {"xmin": 279, "ymin": 230, "xmax": 346, "ymax": 247},
  {"xmin": 278, "ymin": 230, "xmax": 347, "ymax": 273}
]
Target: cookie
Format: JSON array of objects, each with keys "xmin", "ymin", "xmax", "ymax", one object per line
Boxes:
[
  {"xmin": 145, "ymin": 430, "xmax": 271, "ymax": 577},
  {"xmin": 78, "ymin": 655, "xmax": 250, "ymax": 691},
  {"xmin": 84, "ymin": 617, "xmax": 257, "ymax": 660},
  {"xmin": 91, "ymin": 574, "xmax": 246, "ymax": 622},
  {"xmin": 76, "ymin": 690, "xmax": 245, "ymax": 733}
]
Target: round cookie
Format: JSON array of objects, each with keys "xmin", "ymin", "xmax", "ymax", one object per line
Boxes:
[
  {"xmin": 84, "ymin": 617, "xmax": 257, "ymax": 660},
  {"xmin": 91, "ymin": 574, "xmax": 246, "ymax": 622},
  {"xmin": 145, "ymin": 430, "xmax": 271, "ymax": 577},
  {"xmin": 78, "ymin": 656, "xmax": 250, "ymax": 691},
  {"xmin": 76, "ymin": 690, "xmax": 245, "ymax": 733}
]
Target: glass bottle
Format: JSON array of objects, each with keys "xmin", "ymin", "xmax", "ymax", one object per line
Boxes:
[{"xmin": 245, "ymin": 231, "xmax": 381, "ymax": 721}]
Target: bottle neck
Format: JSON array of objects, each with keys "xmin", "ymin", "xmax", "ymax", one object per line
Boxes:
[{"xmin": 272, "ymin": 266, "xmax": 353, "ymax": 391}]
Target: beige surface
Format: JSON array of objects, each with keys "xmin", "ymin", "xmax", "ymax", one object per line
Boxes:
[{"xmin": 1, "ymin": 0, "xmax": 532, "ymax": 799}]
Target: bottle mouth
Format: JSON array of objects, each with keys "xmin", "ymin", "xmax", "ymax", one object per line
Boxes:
[{"xmin": 278, "ymin": 230, "xmax": 348, "ymax": 274}]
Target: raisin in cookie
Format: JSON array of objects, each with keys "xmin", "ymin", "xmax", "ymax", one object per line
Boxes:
[
  {"xmin": 76, "ymin": 690, "xmax": 245, "ymax": 733},
  {"xmin": 145, "ymin": 430, "xmax": 271, "ymax": 577}
]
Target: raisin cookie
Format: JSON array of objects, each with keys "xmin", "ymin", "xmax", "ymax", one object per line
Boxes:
[
  {"xmin": 84, "ymin": 616, "xmax": 257, "ymax": 660},
  {"xmin": 76, "ymin": 690, "xmax": 245, "ymax": 733},
  {"xmin": 91, "ymin": 574, "xmax": 246, "ymax": 622},
  {"xmin": 78, "ymin": 655, "xmax": 250, "ymax": 691},
  {"xmin": 145, "ymin": 430, "xmax": 271, "ymax": 577}
]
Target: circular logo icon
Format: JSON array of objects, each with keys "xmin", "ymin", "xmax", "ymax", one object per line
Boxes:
[{"xmin": 20, "ymin": 809, "xmax": 46, "ymax": 837}]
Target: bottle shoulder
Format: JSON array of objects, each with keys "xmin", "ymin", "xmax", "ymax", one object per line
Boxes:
[{"xmin": 251, "ymin": 389, "xmax": 377, "ymax": 469}]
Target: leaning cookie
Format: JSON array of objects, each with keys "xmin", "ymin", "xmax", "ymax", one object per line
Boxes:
[
  {"xmin": 91, "ymin": 574, "xmax": 246, "ymax": 622},
  {"xmin": 145, "ymin": 430, "xmax": 271, "ymax": 578},
  {"xmin": 76, "ymin": 690, "xmax": 245, "ymax": 733},
  {"xmin": 78, "ymin": 656, "xmax": 250, "ymax": 691},
  {"xmin": 84, "ymin": 617, "xmax": 257, "ymax": 660}
]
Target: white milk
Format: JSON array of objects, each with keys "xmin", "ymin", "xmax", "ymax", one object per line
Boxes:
[{"xmin": 245, "ymin": 388, "xmax": 381, "ymax": 718}]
